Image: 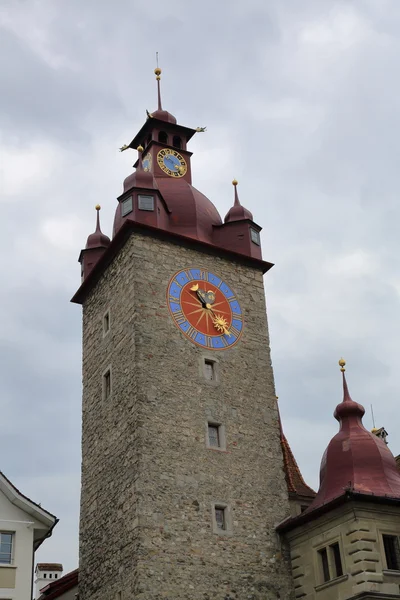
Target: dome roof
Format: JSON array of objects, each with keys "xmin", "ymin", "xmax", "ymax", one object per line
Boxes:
[
  {"xmin": 86, "ymin": 206, "xmax": 110, "ymax": 249},
  {"xmin": 307, "ymin": 361, "xmax": 400, "ymax": 512},
  {"xmin": 151, "ymin": 109, "xmax": 177, "ymax": 124},
  {"xmin": 156, "ymin": 177, "xmax": 222, "ymax": 243},
  {"xmin": 224, "ymin": 180, "xmax": 253, "ymax": 223}
]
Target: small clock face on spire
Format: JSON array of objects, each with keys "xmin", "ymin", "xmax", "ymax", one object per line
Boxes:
[{"xmin": 157, "ymin": 148, "xmax": 187, "ymax": 177}]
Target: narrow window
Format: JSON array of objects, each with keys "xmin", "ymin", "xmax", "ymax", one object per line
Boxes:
[
  {"xmin": 330, "ymin": 542, "xmax": 343, "ymax": 577},
  {"xmin": 173, "ymin": 135, "xmax": 182, "ymax": 149},
  {"xmin": 103, "ymin": 311, "xmax": 110, "ymax": 335},
  {"xmin": 44, "ymin": 574, "xmax": 47, "ymax": 579},
  {"xmin": 383, "ymin": 535, "xmax": 400, "ymax": 570},
  {"xmin": 103, "ymin": 370, "xmax": 111, "ymax": 399},
  {"xmin": 215, "ymin": 507, "xmax": 225, "ymax": 530},
  {"xmin": 121, "ymin": 196, "xmax": 133, "ymax": 217},
  {"xmin": 49, "ymin": 574, "xmax": 52, "ymax": 579},
  {"xmin": 318, "ymin": 547, "xmax": 330, "ymax": 583},
  {"xmin": 0, "ymin": 533, "xmax": 13, "ymax": 564},
  {"xmin": 138, "ymin": 195, "xmax": 154, "ymax": 211},
  {"xmin": 204, "ymin": 359, "xmax": 215, "ymax": 381},
  {"xmin": 208, "ymin": 424, "xmax": 220, "ymax": 448},
  {"xmin": 158, "ymin": 131, "xmax": 168, "ymax": 144},
  {"xmin": 250, "ymin": 228, "xmax": 260, "ymax": 245},
  {"xmin": 55, "ymin": 574, "xmax": 58, "ymax": 579}
]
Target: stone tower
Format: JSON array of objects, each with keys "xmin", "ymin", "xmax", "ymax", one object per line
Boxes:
[{"xmin": 73, "ymin": 69, "xmax": 294, "ymax": 600}]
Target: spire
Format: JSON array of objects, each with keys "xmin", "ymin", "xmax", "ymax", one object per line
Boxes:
[
  {"xmin": 150, "ymin": 63, "xmax": 177, "ymax": 124},
  {"xmin": 155, "ymin": 67, "xmax": 162, "ymax": 111},
  {"xmin": 305, "ymin": 359, "xmax": 400, "ymax": 513},
  {"xmin": 334, "ymin": 358, "xmax": 365, "ymax": 421},
  {"xmin": 86, "ymin": 205, "xmax": 110, "ymax": 249},
  {"xmin": 224, "ymin": 180, "xmax": 254, "ymax": 223}
]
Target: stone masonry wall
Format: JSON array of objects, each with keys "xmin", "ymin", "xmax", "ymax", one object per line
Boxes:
[{"xmin": 79, "ymin": 231, "xmax": 294, "ymax": 600}]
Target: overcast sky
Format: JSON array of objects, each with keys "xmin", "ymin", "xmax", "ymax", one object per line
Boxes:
[{"xmin": 1, "ymin": 0, "xmax": 400, "ymax": 575}]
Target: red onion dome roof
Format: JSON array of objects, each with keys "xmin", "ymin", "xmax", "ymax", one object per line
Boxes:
[
  {"xmin": 307, "ymin": 359, "xmax": 400, "ymax": 512},
  {"xmin": 224, "ymin": 180, "xmax": 253, "ymax": 223},
  {"xmin": 151, "ymin": 109, "xmax": 177, "ymax": 124},
  {"xmin": 156, "ymin": 177, "xmax": 222, "ymax": 243},
  {"xmin": 86, "ymin": 206, "xmax": 110, "ymax": 249}
]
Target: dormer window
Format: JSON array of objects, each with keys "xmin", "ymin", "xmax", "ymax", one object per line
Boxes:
[
  {"xmin": 121, "ymin": 196, "xmax": 133, "ymax": 217},
  {"xmin": 138, "ymin": 195, "xmax": 154, "ymax": 211},
  {"xmin": 250, "ymin": 228, "xmax": 260, "ymax": 245},
  {"xmin": 158, "ymin": 131, "xmax": 168, "ymax": 144},
  {"xmin": 173, "ymin": 135, "xmax": 182, "ymax": 149}
]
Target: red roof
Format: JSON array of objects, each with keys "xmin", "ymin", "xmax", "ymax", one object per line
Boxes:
[
  {"xmin": 307, "ymin": 370, "xmax": 400, "ymax": 513},
  {"xmin": 38, "ymin": 569, "xmax": 78, "ymax": 599},
  {"xmin": 281, "ymin": 433, "xmax": 316, "ymax": 499}
]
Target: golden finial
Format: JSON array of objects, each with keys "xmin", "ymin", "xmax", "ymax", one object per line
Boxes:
[
  {"xmin": 232, "ymin": 179, "xmax": 238, "ymax": 186},
  {"xmin": 154, "ymin": 67, "xmax": 162, "ymax": 80},
  {"xmin": 137, "ymin": 145, "xmax": 144, "ymax": 152},
  {"xmin": 95, "ymin": 204, "xmax": 101, "ymax": 211},
  {"xmin": 339, "ymin": 358, "xmax": 346, "ymax": 372}
]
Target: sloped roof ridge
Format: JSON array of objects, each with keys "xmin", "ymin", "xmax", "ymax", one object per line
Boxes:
[{"xmin": 280, "ymin": 433, "xmax": 316, "ymax": 499}]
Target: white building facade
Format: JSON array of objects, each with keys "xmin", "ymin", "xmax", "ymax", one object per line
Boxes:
[{"xmin": 0, "ymin": 471, "xmax": 57, "ymax": 600}]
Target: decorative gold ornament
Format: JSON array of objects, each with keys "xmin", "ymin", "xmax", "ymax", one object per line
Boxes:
[
  {"xmin": 339, "ymin": 357, "xmax": 346, "ymax": 372},
  {"xmin": 95, "ymin": 204, "xmax": 101, "ymax": 211},
  {"xmin": 232, "ymin": 179, "xmax": 238, "ymax": 186},
  {"xmin": 212, "ymin": 314, "xmax": 231, "ymax": 336},
  {"xmin": 137, "ymin": 145, "xmax": 144, "ymax": 152},
  {"xmin": 119, "ymin": 144, "xmax": 129, "ymax": 152}
]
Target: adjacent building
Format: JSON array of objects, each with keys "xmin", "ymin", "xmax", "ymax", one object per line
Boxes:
[{"xmin": 0, "ymin": 471, "xmax": 57, "ymax": 600}]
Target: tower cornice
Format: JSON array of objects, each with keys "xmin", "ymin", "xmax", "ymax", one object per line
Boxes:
[{"xmin": 72, "ymin": 219, "xmax": 273, "ymax": 305}]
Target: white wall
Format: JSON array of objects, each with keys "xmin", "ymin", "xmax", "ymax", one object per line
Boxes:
[{"xmin": 0, "ymin": 490, "xmax": 49, "ymax": 600}]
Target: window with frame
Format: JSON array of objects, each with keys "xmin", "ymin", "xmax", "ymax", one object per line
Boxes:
[
  {"xmin": 214, "ymin": 507, "xmax": 226, "ymax": 530},
  {"xmin": 103, "ymin": 310, "xmax": 110, "ymax": 335},
  {"xmin": 0, "ymin": 532, "xmax": 13, "ymax": 564},
  {"xmin": 138, "ymin": 195, "xmax": 154, "ymax": 211},
  {"xmin": 103, "ymin": 369, "xmax": 111, "ymax": 399},
  {"xmin": 121, "ymin": 196, "xmax": 133, "ymax": 217},
  {"xmin": 204, "ymin": 359, "xmax": 215, "ymax": 381},
  {"xmin": 317, "ymin": 541, "xmax": 343, "ymax": 583},
  {"xmin": 383, "ymin": 534, "xmax": 400, "ymax": 570},
  {"xmin": 250, "ymin": 228, "xmax": 260, "ymax": 245},
  {"xmin": 208, "ymin": 424, "xmax": 220, "ymax": 448}
]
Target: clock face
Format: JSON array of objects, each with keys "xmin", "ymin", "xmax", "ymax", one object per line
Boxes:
[
  {"xmin": 157, "ymin": 148, "xmax": 187, "ymax": 178},
  {"xmin": 143, "ymin": 152, "xmax": 152, "ymax": 172},
  {"xmin": 167, "ymin": 268, "xmax": 243, "ymax": 350}
]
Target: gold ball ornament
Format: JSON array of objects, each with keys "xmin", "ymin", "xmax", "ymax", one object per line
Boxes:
[
  {"xmin": 137, "ymin": 145, "xmax": 144, "ymax": 152},
  {"xmin": 338, "ymin": 358, "xmax": 346, "ymax": 372},
  {"xmin": 232, "ymin": 179, "xmax": 238, "ymax": 186},
  {"xmin": 95, "ymin": 204, "xmax": 101, "ymax": 211}
]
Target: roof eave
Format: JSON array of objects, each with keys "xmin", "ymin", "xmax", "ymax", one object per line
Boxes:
[{"xmin": 71, "ymin": 220, "xmax": 274, "ymax": 305}]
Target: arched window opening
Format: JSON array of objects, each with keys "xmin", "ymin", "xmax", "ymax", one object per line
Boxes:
[
  {"xmin": 173, "ymin": 136, "xmax": 182, "ymax": 149},
  {"xmin": 158, "ymin": 131, "xmax": 168, "ymax": 144}
]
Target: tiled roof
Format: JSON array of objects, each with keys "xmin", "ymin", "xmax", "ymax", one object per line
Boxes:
[
  {"xmin": 36, "ymin": 563, "xmax": 63, "ymax": 571},
  {"xmin": 396, "ymin": 455, "xmax": 400, "ymax": 472},
  {"xmin": 38, "ymin": 568, "xmax": 78, "ymax": 599},
  {"xmin": 280, "ymin": 433, "xmax": 316, "ymax": 499}
]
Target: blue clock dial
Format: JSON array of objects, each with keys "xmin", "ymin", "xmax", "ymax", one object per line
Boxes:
[
  {"xmin": 142, "ymin": 153, "xmax": 152, "ymax": 172},
  {"xmin": 157, "ymin": 148, "xmax": 187, "ymax": 178},
  {"xmin": 167, "ymin": 268, "xmax": 243, "ymax": 350}
]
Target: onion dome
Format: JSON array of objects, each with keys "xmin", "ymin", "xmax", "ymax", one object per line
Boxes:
[
  {"xmin": 150, "ymin": 68, "xmax": 177, "ymax": 124},
  {"xmin": 156, "ymin": 177, "xmax": 222, "ymax": 243},
  {"xmin": 123, "ymin": 146, "xmax": 158, "ymax": 193},
  {"xmin": 307, "ymin": 359, "xmax": 400, "ymax": 512},
  {"xmin": 86, "ymin": 205, "xmax": 110, "ymax": 249},
  {"xmin": 224, "ymin": 180, "xmax": 253, "ymax": 223}
]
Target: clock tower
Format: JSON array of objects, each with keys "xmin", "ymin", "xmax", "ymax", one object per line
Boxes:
[{"xmin": 73, "ymin": 69, "xmax": 294, "ymax": 600}]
